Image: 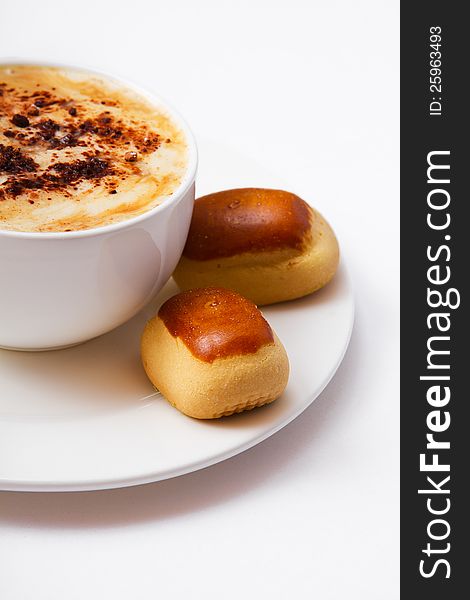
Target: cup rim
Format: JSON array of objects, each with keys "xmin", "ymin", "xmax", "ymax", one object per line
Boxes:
[{"xmin": 0, "ymin": 58, "xmax": 198, "ymax": 240}]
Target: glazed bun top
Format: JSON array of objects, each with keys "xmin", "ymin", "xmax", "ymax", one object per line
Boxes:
[
  {"xmin": 158, "ymin": 287, "xmax": 274, "ymax": 362},
  {"xmin": 182, "ymin": 188, "xmax": 313, "ymax": 260}
]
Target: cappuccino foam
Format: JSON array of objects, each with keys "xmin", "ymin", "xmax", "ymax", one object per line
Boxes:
[{"xmin": 0, "ymin": 65, "xmax": 188, "ymax": 232}]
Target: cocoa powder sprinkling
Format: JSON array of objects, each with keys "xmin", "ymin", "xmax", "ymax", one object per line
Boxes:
[
  {"xmin": 0, "ymin": 144, "xmax": 38, "ymax": 174},
  {"xmin": 0, "ymin": 67, "xmax": 174, "ymax": 209},
  {"xmin": 1, "ymin": 155, "xmax": 112, "ymax": 198},
  {"xmin": 11, "ymin": 114, "xmax": 30, "ymax": 128}
]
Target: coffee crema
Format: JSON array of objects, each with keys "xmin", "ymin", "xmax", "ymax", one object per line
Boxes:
[{"xmin": 0, "ymin": 65, "xmax": 188, "ymax": 232}]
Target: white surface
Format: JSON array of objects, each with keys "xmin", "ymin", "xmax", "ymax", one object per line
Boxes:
[
  {"xmin": 0, "ymin": 261, "xmax": 353, "ymax": 491},
  {"xmin": 0, "ymin": 1, "xmax": 399, "ymax": 598}
]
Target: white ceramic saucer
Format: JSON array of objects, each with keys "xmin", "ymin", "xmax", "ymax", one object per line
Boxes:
[{"xmin": 0, "ymin": 140, "xmax": 354, "ymax": 491}]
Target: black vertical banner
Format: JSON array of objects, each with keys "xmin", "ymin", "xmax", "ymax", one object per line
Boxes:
[{"xmin": 401, "ymin": 3, "xmax": 468, "ymax": 597}]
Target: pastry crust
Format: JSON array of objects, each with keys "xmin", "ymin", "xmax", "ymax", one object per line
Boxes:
[
  {"xmin": 141, "ymin": 288, "xmax": 289, "ymax": 419},
  {"xmin": 173, "ymin": 189, "xmax": 339, "ymax": 305}
]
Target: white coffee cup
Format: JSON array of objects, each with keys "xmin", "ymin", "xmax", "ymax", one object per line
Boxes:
[{"xmin": 0, "ymin": 60, "xmax": 197, "ymax": 350}]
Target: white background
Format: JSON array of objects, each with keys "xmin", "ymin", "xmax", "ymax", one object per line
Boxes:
[{"xmin": 0, "ymin": 1, "xmax": 399, "ymax": 598}]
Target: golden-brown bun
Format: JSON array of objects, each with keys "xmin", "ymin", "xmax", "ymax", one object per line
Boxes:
[
  {"xmin": 172, "ymin": 188, "xmax": 339, "ymax": 305},
  {"xmin": 141, "ymin": 287, "xmax": 289, "ymax": 419}
]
